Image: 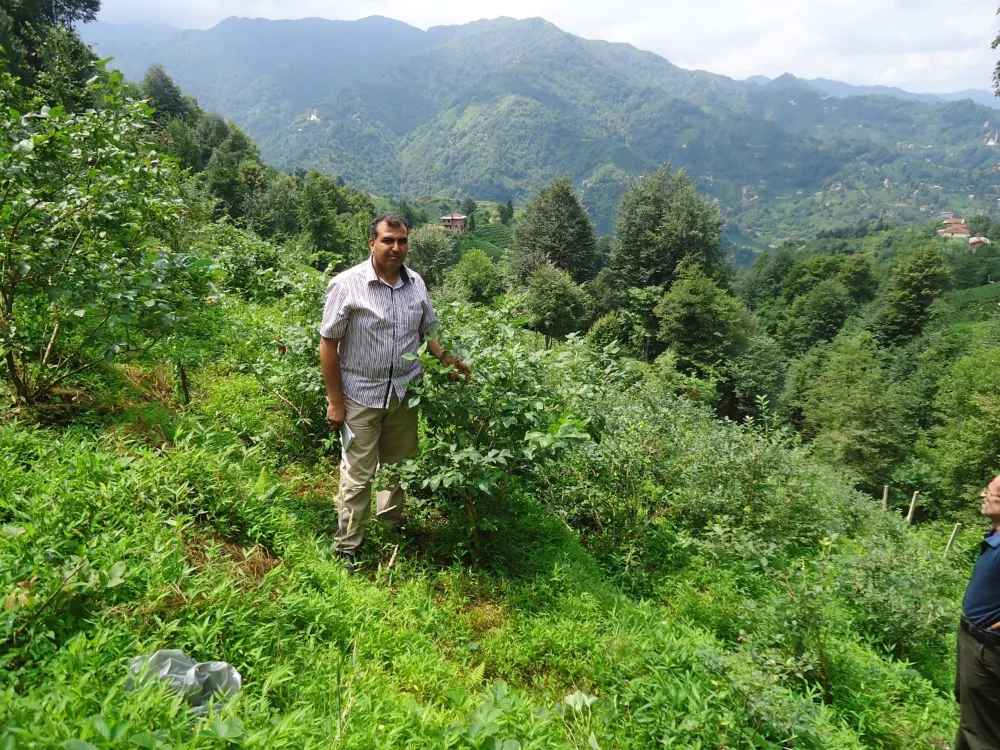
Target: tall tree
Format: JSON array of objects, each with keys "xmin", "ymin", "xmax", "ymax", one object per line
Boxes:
[
  {"xmin": 141, "ymin": 64, "xmax": 187, "ymax": 121},
  {"xmin": 782, "ymin": 254, "xmax": 847, "ymax": 300},
  {"xmin": 512, "ymin": 177, "xmax": 598, "ymax": 285},
  {"xmin": 390, "ymin": 198, "xmax": 427, "ymax": 229},
  {"xmin": 877, "ymin": 246, "xmax": 949, "ymax": 344},
  {"xmin": 968, "ymin": 214, "xmax": 992, "ymax": 237},
  {"xmin": 524, "ymin": 265, "xmax": 592, "ymax": 346},
  {"xmin": 737, "ymin": 246, "xmax": 797, "ymax": 309},
  {"xmin": 298, "ymin": 170, "xmax": 347, "ymax": 270},
  {"xmin": 777, "ymin": 279, "xmax": 853, "ymax": 355},
  {"xmin": 655, "ymin": 263, "xmax": 748, "ymax": 374},
  {"xmin": 993, "ymin": 6, "xmax": 1000, "ymax": 97},
  {"xmin": 801, "ymin": 334, "xmax": 910, "ymax": 490},
  {"xmin": 248, "ymin": 172, "xmax": 302, "ymax": 240},
  {"xmin": 781, "ymin": 253, "xmax": 876, "ymax": 304},
  {"xmin": 611, "ymin": 164, "xmax": 723, "ymax": 291},
  {"xmin": 204, "ymin": 123, "xmax": 260, "ymax": 218},
  {"xmin": 498, "ymin": 199, "xmax": 514, "ymax": 224},
  {"xmin": 407, "ymin": 225, "xmax": 456, "ymax": 287},
  {"xmin": 0, "ymin": 0, "xmax": 98, "ymax": 98},
  {"xmin": 933, "ymin": 347, "xmax": 1000, "ymax": 497},
  {"xmin": 460, "ymin": 197, "xmax": 478, "ymax": 218}
]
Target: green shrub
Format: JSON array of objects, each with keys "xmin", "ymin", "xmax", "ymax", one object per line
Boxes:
[
  {"xmin": 398, "ymin": 303, "xmax": 590, "ymax": 555},
  {"xmin": 0, "ymin": 73, "xmax": 214, "ymax": 404}
]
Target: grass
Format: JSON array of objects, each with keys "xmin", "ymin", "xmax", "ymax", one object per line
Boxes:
[{"xmin": 0, "ymin": 355, "xmax": 966, "ymax": 749}]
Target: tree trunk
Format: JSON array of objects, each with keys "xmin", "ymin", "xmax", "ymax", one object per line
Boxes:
[
  {"xmin": 5, "ymin": 351, "xmax": 30, "ymax": 404},
  {"xmin": 176, "ymin": 363, "xmax": 191, "ymax": 405}
]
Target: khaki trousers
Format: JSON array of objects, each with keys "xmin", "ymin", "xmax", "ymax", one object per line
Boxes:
[{"xmin": 335, "ymin": 391, "xmax": 418, "ymax": 554}]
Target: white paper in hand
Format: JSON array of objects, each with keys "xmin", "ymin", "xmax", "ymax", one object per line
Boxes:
[{"xmin": 339, "ymin": 422, "xmax": 354, "ymax": 451}]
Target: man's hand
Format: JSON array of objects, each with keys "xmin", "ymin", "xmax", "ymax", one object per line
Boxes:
[
  {"xmin": 327, "ymin": 402, "xmax": 346, "ymax": 430},
  {"xmin": 990, "ymin": 621, "xmax": 1000, "ymax": 632},
  {"xmin": 442, "ymin": 354, "xmax": 470, "ymax": 382}
]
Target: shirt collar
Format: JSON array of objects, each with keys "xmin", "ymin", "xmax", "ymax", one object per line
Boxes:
[
  {"xmin": 985, "ymin": 529, "xmax": 1000, "ymax": 549},
  {"xmin": 366, "ymin": 256, "xmax": 410, "ymax": 286}
]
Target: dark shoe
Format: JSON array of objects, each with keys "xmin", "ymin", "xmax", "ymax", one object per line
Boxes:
[{"xmin": 336, "ymin": 550, "xmax": 356, "ymax": 576}]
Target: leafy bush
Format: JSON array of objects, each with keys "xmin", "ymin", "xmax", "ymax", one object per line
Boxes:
[
  {"xmin": 397, "ymin": 304, "xmax": 590, "ymax": 554},
  {"xmin": 585, "ymin": 311, "xmax": 626, "ymax": 350},
  {"xmin": 244, "ymin": 269, "xmax": 332, "ymax": 459},
  {"xmin": 0, "ymin": 72, "xmax": 214, "ymax": 403},
  {"xmin": 193, "ymin": 221, "xmax": 282, "ymax": 300},
  {"xmin": 445, "ymin": 249, "xmax": 504, "ymax": 304}
]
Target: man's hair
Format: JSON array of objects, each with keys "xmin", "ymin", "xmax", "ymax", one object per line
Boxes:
[{"xmin": 370, "ymin": 213, "xmax": 409, "ymax": 241}]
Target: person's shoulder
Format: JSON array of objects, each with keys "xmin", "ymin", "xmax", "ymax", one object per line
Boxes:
[{"xmin": 326, "ymin": 259, "xmax": 371, "ymax": 291}]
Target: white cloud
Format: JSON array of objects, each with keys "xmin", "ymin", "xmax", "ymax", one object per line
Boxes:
[{"xmin": 94, "ymin": 0, "xmax": 1000, "ymax": 92}]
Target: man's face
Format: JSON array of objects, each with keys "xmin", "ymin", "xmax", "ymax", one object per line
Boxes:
[
  {"xmin": 369, "ymin": 221, "xmax": 408, "ymax": 271},
  {"xmin": 980, "ymin": 475, "xmax": 1000, "ymax": 521}
]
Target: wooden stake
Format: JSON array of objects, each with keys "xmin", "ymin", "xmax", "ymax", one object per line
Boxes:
[
  {"xmin": 906, "ymin": 491, "xmax": 920, "ymax": 525},
  {"xmin": 882, "ymin": 485, "xmax": 889, "ymax": 511},
  {"xmin": 945, "ymin": 523, "xmax": 963, "ymax": 555}
]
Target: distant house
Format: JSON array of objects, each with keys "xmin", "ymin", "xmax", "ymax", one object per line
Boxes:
[
  {"xmin": 970, "ymin": 236, "xmax": 991, "ymax": 251},
  {"xmin": 942, "ymin": 217, "xmax": 966, "ymax": 225},
  {"xmin": 441, "ymin": 214, "xmax": 467, "ymax": 233},
  {"xmin": 939, "ymin": 223, "xmax": 971, "ymax": 238}
]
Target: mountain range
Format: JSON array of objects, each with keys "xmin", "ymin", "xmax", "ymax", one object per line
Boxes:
[
  {"xmin": 746, "ymin": 75, "xmax": 999, "ymax": 110},
  {"xmin": 80, "ymin": 17, "xmax": 1000, "ymax": 243}
]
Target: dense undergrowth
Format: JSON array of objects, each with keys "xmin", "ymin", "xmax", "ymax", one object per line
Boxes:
[{"xmin": 1, "ymin": 295, "xmax": 975, "ymax": 749}]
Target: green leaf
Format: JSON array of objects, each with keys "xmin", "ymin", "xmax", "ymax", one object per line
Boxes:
[
  {"xmin": 62, "ymin": 742, "xmax": 97, "ymax": 750},
  {"xmin": 105, "ymin": 561, "xmax": 127, "ymax": 588},
  {"xmin": 198, "ymin": 717, "xmax": 244, "ymax": 740},
  {"xmin": 129, "ymin": 731, "xmax": 169, "ymax": 748},
  {"xmin": 89, "ymin": 715, "xmax": 110, "ymax": 741},
  {"xmin": 73, "ymin": 309, "xmax": 86, "ymax": 318}
]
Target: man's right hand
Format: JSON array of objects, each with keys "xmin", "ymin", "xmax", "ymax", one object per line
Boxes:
[{"xmin": 327, "ymin": 402, "xmax": 346, "ymax": 429}]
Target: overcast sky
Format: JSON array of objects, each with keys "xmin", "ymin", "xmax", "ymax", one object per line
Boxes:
[{"xmin": 94, "ymin": 0, "xmax": 1000, "ymax": 93}]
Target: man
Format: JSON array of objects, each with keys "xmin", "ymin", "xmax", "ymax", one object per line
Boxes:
[
  {"xmin": 955, "ymin": 474, "xmax": 1000, "ymax": 750},
  {"xmin": 319, "ymin": 213, "xmax": 468, "ymax": 573}
]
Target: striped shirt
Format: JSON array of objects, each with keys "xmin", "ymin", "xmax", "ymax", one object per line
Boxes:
[{"xmin": 319, "ymin": 256, "xmax": 438, "ymax": 409}]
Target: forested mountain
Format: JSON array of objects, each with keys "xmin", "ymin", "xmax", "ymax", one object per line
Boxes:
[
  {"xmin": 82, "ymin": 17, "xmax": 1000, "ymax": 243},
  {"xmin": 81, "ymin": 16, "xmax": 439, "ymax": 142}
]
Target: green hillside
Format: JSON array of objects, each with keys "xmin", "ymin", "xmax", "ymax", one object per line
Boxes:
[
  {"xmin": 5, "ymin": 10, "xmax": 996, "ymax": 747},
  {"xmin": 83, "ymin": 17, "xmax": 1000, "ymax": 243}
]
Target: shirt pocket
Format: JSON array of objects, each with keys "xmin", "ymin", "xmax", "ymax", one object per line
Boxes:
[{"xmin": 405, "ymin": 301, "xmax": 424, "ymax": 334}]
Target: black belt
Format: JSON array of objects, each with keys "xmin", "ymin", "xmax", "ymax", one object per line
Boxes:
[{"xmin": 961, "ymin": 615, "xmax": 1000, "ymax": 649}]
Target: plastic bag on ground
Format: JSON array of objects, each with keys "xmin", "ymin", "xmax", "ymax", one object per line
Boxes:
[{"xmin": 128, "ymin": 649, "xmax": 242, "ymax": 716}]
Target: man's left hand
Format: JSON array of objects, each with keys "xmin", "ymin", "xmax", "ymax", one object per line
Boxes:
[
  {"xmin": 443, "ymin": 354, "xmax": 470, "ymax": 381},
  {"xmin": 990, "ymin": 622, "xmax": 1000, "ymax": 632}
]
